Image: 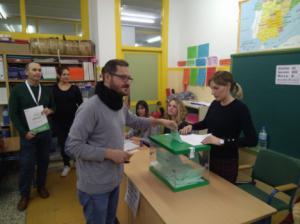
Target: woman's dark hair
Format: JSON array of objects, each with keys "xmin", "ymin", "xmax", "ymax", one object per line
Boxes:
[
  {"xmin": 208, "ymin": 71, "xmax": 242, "ymax": 99},
  {"xmin": 135, "ymin": 100, "xmax": 149, "ymax": 117},
  {"xmin": 56, "ymin": 66, "xmax": 69, "ymax": 83}
]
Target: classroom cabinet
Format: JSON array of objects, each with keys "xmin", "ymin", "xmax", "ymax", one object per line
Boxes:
[{"xmin": 0, "ymin": 52, "xmax": 97, "ymax": 137}]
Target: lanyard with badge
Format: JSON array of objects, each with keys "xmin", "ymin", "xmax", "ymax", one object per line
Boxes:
[
  {"xmin": 25, "ymin": 80, "xmax": 41, "ymax": 105},
  {"xmin": 24, "ymin": 81, "xmax": 50, "ymax": 133}
]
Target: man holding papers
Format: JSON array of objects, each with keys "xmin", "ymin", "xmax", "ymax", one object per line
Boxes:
[
  {"xmin": 66, "ymin": 59, "xmax": 177, "ymax": 224},
  {"xmin": 9, "ymin": 62, "xmax": 55, "ymax": 211}
]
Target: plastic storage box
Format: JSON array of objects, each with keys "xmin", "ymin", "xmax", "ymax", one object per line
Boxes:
[{"xmin": 149, "ymin": 133, "xmax": 210, "ymax": 192}]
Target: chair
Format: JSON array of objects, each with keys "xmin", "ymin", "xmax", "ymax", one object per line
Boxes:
[{"xmin": 237, "ymin": 149, "xmax": 300, "ymax": 218}]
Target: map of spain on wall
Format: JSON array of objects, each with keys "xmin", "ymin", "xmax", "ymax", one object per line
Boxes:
[{"xmin": 239, "ymin": 0, "xmax": 300, "ymax": 52}]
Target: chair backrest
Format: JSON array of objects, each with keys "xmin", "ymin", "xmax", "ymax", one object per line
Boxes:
[{"xmin": 252, "ymin": 149, "xmax": 300, "ymax": 196}]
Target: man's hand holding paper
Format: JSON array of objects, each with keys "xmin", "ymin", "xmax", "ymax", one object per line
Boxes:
[{"xmin": 24, "ymin": 105, "xmax": 50, "ymax": 134}]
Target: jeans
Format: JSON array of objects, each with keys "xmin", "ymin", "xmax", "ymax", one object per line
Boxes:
[
  {"xmin": 19, "ymin": 130, "xmax": 51, "ymax": 197},
  {"xmin": 78, "ymin": 186, "xmax": 119, "ymax": 224}
]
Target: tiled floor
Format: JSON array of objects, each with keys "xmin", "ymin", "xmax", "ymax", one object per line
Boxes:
[
  {"xmin": 0, "ymin": 153, "xmax": 62, "ymax": 224},
  {"xmin": 0, "ymin": 171, "xmax": 25, "ymax": 224}
]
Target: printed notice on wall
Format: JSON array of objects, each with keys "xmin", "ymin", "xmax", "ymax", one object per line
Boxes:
[
  {"xmin": 125, "ymin": 179, "xmax": 140, "ymax": 217},
  {"xmin": 276, "ymin": 65, "xmax": 300, "ymax": 85}
]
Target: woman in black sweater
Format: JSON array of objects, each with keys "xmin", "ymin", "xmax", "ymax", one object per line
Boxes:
[
  {"xmin": 53, "ymin": 66, "xmax": 83, "ymax": 177},
  {"xmin": 180, "ymin": 71, "xmax": 257, "ymax": 183}
]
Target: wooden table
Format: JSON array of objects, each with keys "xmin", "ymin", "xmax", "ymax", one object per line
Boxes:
[
  {"xmin": 117, "ymin": 148, "xmax": 276, "ymax": 224},
  {"xmin": 1, "ymin": 137, "xmax": 20, "ymax": 153},
  {"xmin": 0, "ymin": 137, "xmax": 20, "ymax": 179}
]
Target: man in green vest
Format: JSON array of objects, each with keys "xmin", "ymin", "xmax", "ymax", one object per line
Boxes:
[{"xmin": 9, "ymin": 62, "xmax": 55, "ymax": 211}]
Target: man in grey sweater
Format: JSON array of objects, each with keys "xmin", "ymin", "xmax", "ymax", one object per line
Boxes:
[{"xmin": 65, "ymin": 59, "xmax": 176, "ymax": 224}]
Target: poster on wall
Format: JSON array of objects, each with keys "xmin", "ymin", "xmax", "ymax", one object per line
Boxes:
[
  {"xmin": 238, "ymin": 0, "xmax": 300, "ymax": 52},
  {"xmin": 276, "ymin": 65, "xmax": 300, "ymax": 85}
]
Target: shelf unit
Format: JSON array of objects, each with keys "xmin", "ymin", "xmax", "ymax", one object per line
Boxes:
[
  {"xmin": 0, "ymin": 52, "xmax": 97, "ymax": 137},
  {"xmin": 183, "ymin": 100, "xmax": 210, "ymax": 135}
]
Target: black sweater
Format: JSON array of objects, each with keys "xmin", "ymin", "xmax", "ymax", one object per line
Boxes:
[
  {"xmin": 53, "ymin": 84, "xmax": 83, "ymax": 127},
  {"xmin": 192, "ymin": 99, "xmax": 257, "ymax": 159}
]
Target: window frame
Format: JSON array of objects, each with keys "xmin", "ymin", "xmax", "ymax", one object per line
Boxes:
[{"xmin": 0, "ymin": 0, "xmax": 89, "ymax": 40}]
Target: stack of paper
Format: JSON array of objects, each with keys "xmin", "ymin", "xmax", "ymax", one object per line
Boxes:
[
  {"xmin": 41, "ymin": 66, "xmax": 57, "ymax": 79},
  {"xmin": 33, "ymin": 58, "xmax": 56, "ymax": 63},
  {"xmin": 0, "ymin": 56, "xmax": 4, "ymax": 80},
  {"xmin": 0, "ymin": 87, "xmax": 8, "ymax": 104},
  {"xmin": 83, "ymin": 62, "xmax": 94, "ymax": 80},
  {"xmin": 60, "ymin": 59, "xmax": 80, "ymax": 64}
]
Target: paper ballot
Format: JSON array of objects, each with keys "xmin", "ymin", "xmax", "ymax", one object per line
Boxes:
[
  {"xmin": 180, "ymin": 133, "xmax": 211, "ymax": 146},
  {"xmin": 124, "ymin": 140, "xmax": 139, "ymax": 152},
  {"xmin": 171, "ymin": 130, "xmax": 183, "ymax": 143},
  {"xmin": 24, "ymin": 105, "xmax": 50, "ymax": 134}
]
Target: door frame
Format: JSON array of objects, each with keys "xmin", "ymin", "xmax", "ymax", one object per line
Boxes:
[{"xmin": 114, "ymin": 0, "xmax": 169, "ymax": 107}]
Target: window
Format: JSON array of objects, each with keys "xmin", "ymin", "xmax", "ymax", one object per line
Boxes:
[
  {"xmin": 121, "ymin": 0, "xmax": 162, "ymax": 47},
  {"xmin": 0, "ymin": 0, "xmax": 22, "ymax": 33},
  {"xmin": 25, "ymin": 0, "xmax": 81, "ymax": 36}
]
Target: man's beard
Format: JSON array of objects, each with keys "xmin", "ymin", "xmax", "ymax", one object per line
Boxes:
[{"xmin": 110, "ymin": 81, "xmax": 129, "ymax": 96}]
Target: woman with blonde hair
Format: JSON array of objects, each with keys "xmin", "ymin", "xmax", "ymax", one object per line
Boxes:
[
  {"xmin": 180, "ymin": 71, "xmax": 257, "ymax": 183},
  {"xmin": 164, "ymin": 98, "xmax": 189, "ymax": 133}
]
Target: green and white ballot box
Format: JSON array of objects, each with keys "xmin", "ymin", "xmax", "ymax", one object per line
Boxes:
[{"xmin": 149, "ymin": 133, "xmax": 211, "ymax": 192}]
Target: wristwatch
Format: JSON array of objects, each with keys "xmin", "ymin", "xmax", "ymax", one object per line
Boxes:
[{"xmin": 219, "ymin": 139, "xmax": 225, "ymax": 145}]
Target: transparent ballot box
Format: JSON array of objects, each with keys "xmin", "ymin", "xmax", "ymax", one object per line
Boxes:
[{"xmin": 149, "ymin": 134, "xmax": 210, "ymax": 192}]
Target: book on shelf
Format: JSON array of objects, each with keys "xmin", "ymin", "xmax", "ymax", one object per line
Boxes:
[
  {"xmin": 83, "ymin": 62, "xmax": 94, "ymax": 81},
  {"xmin": 60, "ymin": 59, "xmax": 80, "ymax": 64},
  {"xmin": 33, "ymin": 58, "xmax": 57, "ymax": 63},
  {"xmin": 0, "ymin": 56, "xmax": 4, "ymax": 80},
  {"xmin": 0, "ymin": 87, "xmax": 8, "ymax": 104},
  {"xmin": 41, "ymin": 66, "xmax": 57, "ymax": 80}
]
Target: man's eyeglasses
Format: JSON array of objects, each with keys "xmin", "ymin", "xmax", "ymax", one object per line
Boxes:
[{"xmin": 110, "ymin": 73, "xmax": 134, "ymax": 82}]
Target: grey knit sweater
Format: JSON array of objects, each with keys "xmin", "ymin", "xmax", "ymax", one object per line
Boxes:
[{"xmin": 65, "ymin": 95, "xmax": 151, "ymax": 194}]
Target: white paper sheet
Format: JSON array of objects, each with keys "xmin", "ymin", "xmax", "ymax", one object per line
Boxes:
[
  {"xmin": 124, "ymin": 139, "xmax": 139, "ymax": 152},
  {"xmin": 24, "ymin": 105, "xmax": 49, "ymax": 133},
  {"xmin": 180, "ymin": 133, "xmax": 211, "ymax": 146}
]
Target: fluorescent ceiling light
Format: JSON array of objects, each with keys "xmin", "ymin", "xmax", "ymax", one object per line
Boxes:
[
  {"xmin": 4, "ymin": 24, "xmax": 11, "ymax": 31},
  {"xmin": 121, "ymin": 16, "xmax": 154, "ymax": 24},
  {"xmin": 121, "ymin": 12, "xmax": 156, "ymax": 19},
  {"xmin": 9, "ymin": 25, "xmax": 15, "ymax": 32},
  {"xmin": 26, "ymin": 25, "xmax": 35, "ymax": 33},
  {"xmin": 147, "ymin": 36, "xmax": 161, "ymax": 43},
  {"xmin": 0, "ymin": 4, "xmax": 7, "ymax": 19},
  {"xmin": 5, "ymin": 24, "xmax": 14, "ymax": 32}
]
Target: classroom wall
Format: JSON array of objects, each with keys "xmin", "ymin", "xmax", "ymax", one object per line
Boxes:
[
  {"xmin": 88, "ymin": 0, "xmax": 239, "ymax": 72},
  {"xmin": 89, "ymin": 0, "xmax": 116, "ymax": 66},
  {"xmin": 168, "ymin": 0, "xmax": 239, "ymax": 67}
]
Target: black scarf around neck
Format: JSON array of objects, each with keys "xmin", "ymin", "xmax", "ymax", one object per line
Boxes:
[{"xmin": 95, "ymin": 82, "xmax": 123, "ymax": 111}]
